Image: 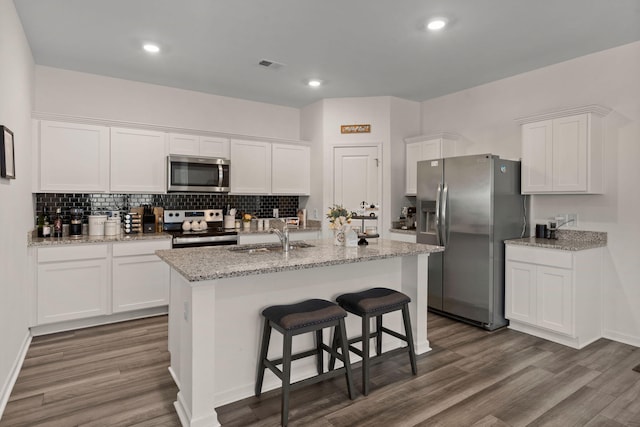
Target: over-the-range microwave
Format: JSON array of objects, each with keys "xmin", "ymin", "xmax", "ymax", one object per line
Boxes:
[{"xmin": 167, "ymin": 155, "xmax": 230, "ymax": 192}]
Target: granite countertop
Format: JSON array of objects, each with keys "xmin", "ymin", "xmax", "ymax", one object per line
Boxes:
[
  {"xmin": 156, "ymin": 238, "xmax": 444, "ymax": 283},
  {"xmin": 28, "ymin": 231, "xmax": 172, "ymax": 247},
  {"xmin": 505, "ymin": 230, "xmax": 607, "ymax": 251}
]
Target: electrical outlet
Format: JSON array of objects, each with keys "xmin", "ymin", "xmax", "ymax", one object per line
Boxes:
[
  {"xmin": 567, "ymin": 213, "xmax": 578, "ymax": 227},
  {"xmin": 314, "ymin": 208, "xmax": 318, "ymax": 219}
]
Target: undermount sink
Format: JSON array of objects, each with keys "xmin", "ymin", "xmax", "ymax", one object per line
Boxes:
[{"xmin": 228, "ymin": 242, "xmax": 314, "ymax": 254}]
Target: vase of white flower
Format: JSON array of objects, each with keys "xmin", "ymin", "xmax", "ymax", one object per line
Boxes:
[{"xmin": 327, "ymin": 205, "xmax": 351, "ymax": 246}]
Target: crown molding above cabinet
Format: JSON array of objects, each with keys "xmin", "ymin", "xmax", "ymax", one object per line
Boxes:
[
  {"xmin": 31, "ymin": 112, "xmax": 309, "ymax": 147},
  {"xmin": 514, "ymin": 104, "xmax": 611, "ymax": 125}
]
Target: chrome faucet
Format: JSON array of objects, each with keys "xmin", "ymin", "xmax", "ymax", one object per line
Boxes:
[{"xmin": 270, "ymin": 221, "xmax": 290, "ymax": 252}]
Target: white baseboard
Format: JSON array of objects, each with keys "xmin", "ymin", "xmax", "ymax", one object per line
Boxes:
[
  {"xmin": 0, "ymin": 331, "xmax": 32, "ymax": 419},
  {"xmin": 30, "ymin": 306, "xmax": 168, "ymax": 336},
  {"xmin": 175, "ymin": 391, "xmax": 221, "ymax": 427},
  {"xmin": 603, "ymin": 329, "xmax": 640, "ymax": 348}
]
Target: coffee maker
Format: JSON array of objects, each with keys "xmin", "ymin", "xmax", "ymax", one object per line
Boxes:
[{"xmin": 401, "ymin": 207, "xmax": 417, "ymax": 229}]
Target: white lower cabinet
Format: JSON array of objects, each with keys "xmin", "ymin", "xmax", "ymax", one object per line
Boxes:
[
  {"xmin": 388, "ymin": 231, "xmax": 416, "ymax": 243},
  {"xmin": 36, "ymin": 245, "xmax": 110, "ymax": 325},
  {"xmin": 35, "ymin": 239, "xmax": 172, "ymax": 327},
  {"xmin": 505, "ymin": 245, "xmax": 602, "ymax": 349},
  {"xmin": 112, "ymin": 240, "xmax": 171, "ymax": 313}
]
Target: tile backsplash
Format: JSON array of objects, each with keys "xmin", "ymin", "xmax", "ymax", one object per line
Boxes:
[{"xmin": 34, "ymin": 193, "xmax": 299, "ymax": 223}]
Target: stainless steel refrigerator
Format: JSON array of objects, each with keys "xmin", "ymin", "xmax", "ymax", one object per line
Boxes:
[{"xmin": 417, "ymin": 154, "xmax": 525, "ymax": 330}]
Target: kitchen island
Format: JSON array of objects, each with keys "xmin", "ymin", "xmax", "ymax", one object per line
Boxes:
[{"xmin": 156, "ymin": 239, "xmax": 443, "ymax": 427}]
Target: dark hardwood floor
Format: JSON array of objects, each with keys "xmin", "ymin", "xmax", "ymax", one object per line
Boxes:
[{"xmin": 2, "ymin": 313, "xmax": 640, "ymax": 426}]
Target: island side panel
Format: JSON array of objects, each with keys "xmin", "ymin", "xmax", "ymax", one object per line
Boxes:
[
  {"xmin": 401, "ymin": 253, "xmax": 431, "ymax": 354},
  {"xmin": 170, "ymin": 268, "xmax": 221, "ymax": 427}
]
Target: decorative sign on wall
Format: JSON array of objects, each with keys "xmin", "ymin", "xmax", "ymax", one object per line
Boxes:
[
  {"xmin": 340, "ymin": 124, "xmax": 371, "ymax": 134},
  {"xmin": 0, "ymin": 125, "xmax": 15, "ymax": 179}
]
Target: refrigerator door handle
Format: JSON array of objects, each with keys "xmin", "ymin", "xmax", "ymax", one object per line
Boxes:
[
  {"xmin": 435, "ymin": 183, "xmax": 442, "ymax": 245},
  {"xmin": 441, "ymin": 183, "xmax": 449, "ymax": 246}
]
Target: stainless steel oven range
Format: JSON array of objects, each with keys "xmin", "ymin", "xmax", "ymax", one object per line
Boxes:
[{"xmin": 163, "ymin": 209, "xmax": 238, "ymax": 248}]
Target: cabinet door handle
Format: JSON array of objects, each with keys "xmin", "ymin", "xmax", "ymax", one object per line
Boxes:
[{"xmin": 436, "ymin": 183, "xmax": 442, "ymax": 246}]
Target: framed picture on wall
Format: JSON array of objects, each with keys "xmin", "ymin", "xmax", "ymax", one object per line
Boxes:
[{"xmin": 0, "ymin": 125, "xmax": 15, "ymax": 179}]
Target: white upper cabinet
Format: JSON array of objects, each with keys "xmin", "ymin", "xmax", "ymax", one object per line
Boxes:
[
  {"xmin": 518, "ymin": 105, "xmax": 610, "ymax": 194},
  {"xmin": 200, "ymin": 135, "xmax": 230, "ymax": 159},
  {"xmin": 271, "ymin": 144, "xmax": 310, "ymax": 195},
  {"xmin": 230, "ymin": 139, "xmax": 311, "ymax": 195},
  {"xmin": 230, "ymin": 139, "xmax": 272, "ymax": 194},
  {"xmin": 110, "ymin": 127, "xmax": 167, "ymax": 193},
  {"xmin": 168, "ymin": 133, "xmax": 199, "ymax": 155},
  {"xmin": 404, "ymin": 133, "xmax": 461, "ymax": 195},
  {"xmin": 37, "ymin": 120, "xmax": 110, "ymax": 192},
  {"xmin": 169, "ymin": 133, "xmax": 230, "ymax": 159}
]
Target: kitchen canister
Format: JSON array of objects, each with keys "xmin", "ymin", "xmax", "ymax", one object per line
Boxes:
[
  {"xmin": 104, "ymin": 218, "xmax": 119, "ymax": 236},
  {"xmin": 224, "ymin": 215, "xmax": 235, "ymax": 229},
  {"xmin": 88, "ymin": 214, "xmax": 107, "ymax": 236}
]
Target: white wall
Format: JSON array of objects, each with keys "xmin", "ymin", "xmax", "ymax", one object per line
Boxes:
[
  {"xmin": 35, "ymin": 66, "xmax": 301, "ymax": 141},
  {"xmin": 420, "ymin": 41, "xmax": 640, "ymax": 346},
  {"xmin": 320, "ymin": 97, "xmax": 390, "ymax": 235},
  {"xmin": 389, "ymin": 97, "xmax": 421, "ymax": 220},
  {"xmin": 301, "ymin": 97, "xmax": 420, "ymax": 235},
  {"xmin": 0, "ymin": 0, "xmax": 34, "ymax": 415},
  {"xmin": 300, "ymin": 100, "xmax": 324, "ymax": 222}
]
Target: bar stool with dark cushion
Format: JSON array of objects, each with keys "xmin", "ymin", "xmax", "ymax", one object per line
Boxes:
[
  {"xmin": 329, "ymin": 287, "xmax": 417, "ymax": 395},
  {"xmin": 255, "ymin": 298, "xmax": 355, "ymax": 426}
]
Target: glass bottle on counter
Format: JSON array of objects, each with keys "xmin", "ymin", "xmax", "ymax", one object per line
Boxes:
[
  {"xmin": 53, "ymin": 207, "xmax": 63, "ymax": 238},
  {"xmin": 42, "ymin": 207, "xmax": 51, "ymax": 238},
  {"xmin": 36, "ymin": 212, "xmax": 44, "ymax": 237}
]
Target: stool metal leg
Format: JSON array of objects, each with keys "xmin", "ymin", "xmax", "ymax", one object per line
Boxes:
[
  {"xmin": 337, "ymin": 319, "xmax": 355, "ymax": 399},
  {"xmin": 375, "ymin": 315, "xmax": 383, "ymax": 356},
  {"xmin": 362, "ymin": 314, "xmax": 371, "ymax": 396},
  {"xmin": 255, "ymin": 319, "xmax": 271, "ymax": 397},
  {"xmin": 402, "ymin": 304, "xmax": 417, "ymax": 375},
  {"xmin": 281, "ymin": 333, "xmax": 292, "ymax": 427}
]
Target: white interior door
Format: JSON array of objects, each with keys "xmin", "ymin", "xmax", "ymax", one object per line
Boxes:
[{"xmin": 333, "ymin": 146, "xmax": 380, "ymax": 212}]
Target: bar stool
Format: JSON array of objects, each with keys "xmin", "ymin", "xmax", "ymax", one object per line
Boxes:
[
  {"xmin": 255, "ymin": 299, "xmax": 355, "ymax": 426},
  {"xmin": 329, "ymin": 287, "xmax": 417, "ymax": 395}
]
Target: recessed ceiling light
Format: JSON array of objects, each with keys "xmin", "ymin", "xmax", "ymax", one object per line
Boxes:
[
  {"xmin": 143, "ymin": 43, "xmax": 160, "ymax": 53},
  {"xmin": 308, "ymin": 79, "xmax": 322, "ymax": 88},
  {"xmin": 426, "ymin": 17, "xmax": 448, "ymax": 31}
]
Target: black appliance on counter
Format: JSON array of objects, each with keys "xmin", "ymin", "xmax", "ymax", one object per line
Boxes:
[
  {"xmin": 142, "ymin": 205, "xmax": 156, "ymax": 234},
  {"xmin": 163, "ymin": 209, "xmax": 238, "ymax": 248}
]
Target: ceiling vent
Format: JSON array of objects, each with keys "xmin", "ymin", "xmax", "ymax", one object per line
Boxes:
[{"xmin": 258, "ymin": 59, "xmax": 284, "ymax": 70}]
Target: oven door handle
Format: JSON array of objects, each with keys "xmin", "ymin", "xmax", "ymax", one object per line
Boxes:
[{"xmin": 173, "ymin": 235, "xmax": 238, "ymax": 245}]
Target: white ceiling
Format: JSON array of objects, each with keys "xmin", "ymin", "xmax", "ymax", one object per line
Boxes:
[{"xmin": 13, "ymin": 0, "xmax": 640, "ymax": 108}]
